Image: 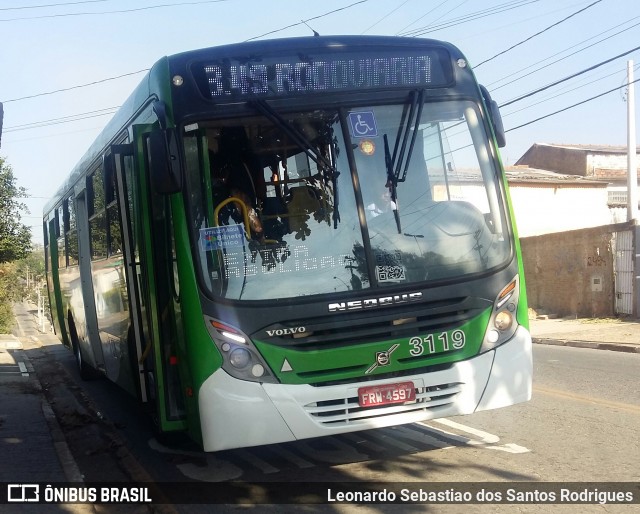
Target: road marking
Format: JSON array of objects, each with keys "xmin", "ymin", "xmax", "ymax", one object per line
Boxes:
[
  {"xmin": 487, "ymin": 443, "xmax": 530, "ymax": 454},
  {"xmin": 421, "ymin": 419, "xmax": 530, "ymax": 453},
  {"xmin": 158, "ymin": 417, "xmax": 530, "ymax": 481},
  {"xmin": 341, "ymin": 432, "xmax": 388, "ymax": 453},
  {"xmin": 272, "ymin": 445, "xmax": 315, "ymax": 469},
  {"xmin": 387, "ymin": 425, "xmax": 451, "ymax": 450},
  {"xmin": 534, "ymin": 385, "xmax": 640, "ymax": 414},
  {"xmin": 430, "ymin": 418, "xmax": 500, "ymax": 444},
  {"xmin": 235, "ymin": 449, "xmax": 280, "ymax": 474},
  {"xmin": 148, "ymin": 438, "xmax": 243, "ymax": 482},
  {"xmin": 361, "ymin": 428, "xmax": 419, "ymax": 452},
  {"xmin": 18, "ymin": 361, "xmax": 29, "ymax": 376}
]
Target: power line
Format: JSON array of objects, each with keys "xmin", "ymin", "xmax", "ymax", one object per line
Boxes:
[
  {"xmin": 499, "ymin": 44, "xmax": 640, "ymax": 108},
  {"xmin": 416, "ymin": 0, "xmax": 472, "ymax": 34},
  {"xmin": 394, "ymin": 0, "xmax": 449, "ymax": 35},
  {"xmin": 474, "ymin": 0, "xmax": 602, "ymax": 68},
  {"xmin": 360, "ymin": 0, "xmax": 412, "ymax": 35},
  {"xmin": 3, "ymin": 1, "xmax": 370, "ymax": 104},
  {"xmin": 3, "ymin": 0, "xmax": 634, "ymax": 142},
  {"xmin": 7, "ymin": 44, "xmax": 639, "ymax": 136},
  {"xmin": 244, "ymin": 0, "xmax": 369, "ymax": 42},
  {"xmin": 506, "ymin": 76, "xmax": 640, "ymax": 132},
  {"xmin": 4, "ymin": 107, "xmax": 119, "ymax": 132},
  {"xmin": 488, "ymin": 17, "xmax": 640, "ymax": 91},
  {"xmin": 0, "ymin": 0, "xmax": 230, "ymax": 22},
  {"xmin": 2, "ymin": 70, "xmax": 147, "ymax": 103},
  {"xmin": 0, "ymin": 0, "xmax": 108, "ymax": 11},
  {"xmin": 398, "ymin": 0, "xmax": 539, "ymax": 37},
  {"xmin": 503, "ymin": 62, "xmax": 640, "ymax": 117}
]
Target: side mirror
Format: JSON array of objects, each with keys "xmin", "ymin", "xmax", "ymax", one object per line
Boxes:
[
  {"xmin": 479, "ymin": 85, "xmax": 506, "ymax": 148},
  {"xmin": 489, "ymin": 99, "xmax": 506, "ymax": 148},
  {"xmin": 149, "ymin": 129, "xmax": 182, "ymax": 194}
]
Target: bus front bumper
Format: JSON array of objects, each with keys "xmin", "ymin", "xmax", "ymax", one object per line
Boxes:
[{"xmin": 198, "ymin": 326, "xmax": 532, "ymax": 452}]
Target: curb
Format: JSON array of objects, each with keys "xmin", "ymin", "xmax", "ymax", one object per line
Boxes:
[
  {"xmin": 19, "ymin": 340, "xmax": 86, "ymax": 483},
  {"xmin": 532, "ymin": 337, "xmax": 640, "ymax": 353}
]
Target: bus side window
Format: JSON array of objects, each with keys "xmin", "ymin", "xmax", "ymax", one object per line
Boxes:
[{"xmin": 57, "ymin": 204, "xmax": 66, "ymax": 269}]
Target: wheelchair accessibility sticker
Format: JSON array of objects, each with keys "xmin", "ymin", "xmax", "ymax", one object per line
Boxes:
[{"xmin": 348, "ymin": 111, "xmax": 378, "ymax": 138}]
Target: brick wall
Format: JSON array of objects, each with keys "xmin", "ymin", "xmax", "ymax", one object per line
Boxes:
[{"xmin": 520, "ymin": 223, "xmax": 634, "ymax": 318}]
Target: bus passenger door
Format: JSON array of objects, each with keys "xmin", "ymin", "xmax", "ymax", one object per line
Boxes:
[
  {"xmin": 110, "ymin": 126, "xmax": 187, "ymax": 434},
  {"xmin": 132, "ymin": 124, "xmax": 187, "ymax": 431},
  {"xmin": 108, "ymin": 143, "xmax": 150, "ymax": 403}
]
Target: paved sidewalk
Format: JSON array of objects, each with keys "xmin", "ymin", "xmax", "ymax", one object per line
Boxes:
[
  {"xmin": 529, "ymin": 317, "xmax": 640, "ymax": 353},
  {"xmin": 0, "ymin": 303, "xmax": 93, "ymax": 512}
]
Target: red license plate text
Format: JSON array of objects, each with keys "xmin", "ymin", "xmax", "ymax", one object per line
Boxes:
[{"xmin": 358, "ymin": 381, "xmax": 415, "ymax": 407}]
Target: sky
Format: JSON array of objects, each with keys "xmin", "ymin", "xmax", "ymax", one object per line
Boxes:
[{"xmin": 1, "ymin": 0, "xmax": 639, "ymax": 245}]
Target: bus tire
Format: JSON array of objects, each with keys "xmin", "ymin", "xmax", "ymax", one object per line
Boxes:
[{"xmin": 68, "ymin": 314, "xmax": 101, "ymax": 381}]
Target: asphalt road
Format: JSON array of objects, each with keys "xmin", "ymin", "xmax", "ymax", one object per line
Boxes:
[{"xmin": 12, "ymin": 307, "xmax": 640, "ymax": 512}]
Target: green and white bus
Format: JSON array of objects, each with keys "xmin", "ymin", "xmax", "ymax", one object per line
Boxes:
[{"xmin": 44, "ymin": 36, "xmax": 532, "ymax": 452}]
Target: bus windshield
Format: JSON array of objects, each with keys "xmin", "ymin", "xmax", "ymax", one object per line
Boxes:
[{"xmin": 184, "ymin": 99, "xmax": 511, "ymax": 301}]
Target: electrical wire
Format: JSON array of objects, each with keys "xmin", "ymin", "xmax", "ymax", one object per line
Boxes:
[
  {"xmin": 499, "ymin": 44, "xmax": 640, "ymax": 108},
  {"xmin": 394, "ymin": 0, "xmax": 449, "ymax": 35},
  {"xmin": 244, "ymin": 0, "xmax": 369, "ymax": 42},
  {"xmin": 474, "ymin": 0, "xmax": 602, "ymax": 68},
  {"xmin": 506, "ymin": 76, "xmax": 640, "ymax": 132},
  {"xmin": 4, "ymin": 107, "xmax": 119, "ymax": 133},
  {"xmin": 0, "ymin": 0, "xmax": 108, "ymax": 11},
  {"xmin": 398, "ymin": 0, "xmax": 539, "ymax": 37},
  {"xmin": 0, "ymin": 0, "xmax": 230, "ymax": 22},
  {"xmin": 360, "ymin": 0, "xmax": 412, "ymax": 35},
  {"xmin": 503, "ymin": 62, "xmax": 640, "ymax": 117},
  {"xmin": 2, "ymin": 0, "xmax": 636, "ymax": 139},
  {"xmin": 488, "ymin": 18, "xmax": 640, "ymax": 91},
  {"xmin": 2, "ymin": 70, "xmax": 148, "ymax": 103}
]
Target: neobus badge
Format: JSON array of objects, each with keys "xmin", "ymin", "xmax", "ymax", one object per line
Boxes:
[{"xmin": 328, "ymin": 292, "xmax": 422, "ymax": 312}]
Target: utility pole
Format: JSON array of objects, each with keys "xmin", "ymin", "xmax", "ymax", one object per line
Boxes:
[{"xmin": 627, "ymin": 60, "xmax": 638, "ymax": 222}]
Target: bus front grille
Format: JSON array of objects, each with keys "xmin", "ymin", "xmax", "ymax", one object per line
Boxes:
[
  {"xmin": 256, "ymin": 296, "xmax": 490, "ymax": 351},
  {"xmin": 303, "ymin": 382, "xmax": 462, "ymax": 426}
]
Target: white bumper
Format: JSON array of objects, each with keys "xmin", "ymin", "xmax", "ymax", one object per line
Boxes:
[{"xmin": 198, "ymin": 326, "xmax": 532, "ymax": 451}]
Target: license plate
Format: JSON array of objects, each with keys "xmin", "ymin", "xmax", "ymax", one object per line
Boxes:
[{"xmin": 358, "ymin": 381, "xmax": 416, "ymax": 408}]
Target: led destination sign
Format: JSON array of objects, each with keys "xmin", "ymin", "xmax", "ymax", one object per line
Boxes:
[{"xmin": 201, "ymin": 49, "xmax": 453, "ymax": 99}]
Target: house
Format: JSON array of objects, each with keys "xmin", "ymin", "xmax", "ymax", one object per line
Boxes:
[
  {"xmin": 514, "ymin": 143, "xmax": 640, "ymax": 222},
  {"xmin": 505, "ymin": 165, "xmax": 610, "ymax": 237},
  {"xmin": 511, "ymin": 144, "xmax": 640, "ymax": 318}
]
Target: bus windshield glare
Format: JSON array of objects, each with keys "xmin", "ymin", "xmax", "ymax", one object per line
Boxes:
[{"xmin": 184, "ymin": 100, "xmax": 511, "ymax": 301}]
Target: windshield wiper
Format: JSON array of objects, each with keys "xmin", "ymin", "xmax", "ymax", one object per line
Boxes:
[
  {"xmin": 384, "ymin": 90, "xmax": 426, "ymax": 234},
  {"xmin": 249, "ymin": 99, "xmax": 341, "ymax": 227}
]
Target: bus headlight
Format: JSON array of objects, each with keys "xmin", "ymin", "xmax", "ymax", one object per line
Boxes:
[
  {"xmin": 494, "ymin": 311, "xmax": 513, "ymax": 331},
  {"xmin": 205, "ymin": 316, "xmax": 278, "ymax": 383},
  {"xmin": 229, "ymin": 347, "xmax": 251, "ymax": 369},
  {"xmin": 481, "ymin": 276, "xmax": 520, "ymax": 352}
]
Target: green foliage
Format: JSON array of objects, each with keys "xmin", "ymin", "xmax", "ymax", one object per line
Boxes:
[
  {"xmin": 0, "ymin": 249, "xmax": 49, "ymax": 333},
  {"xmin": 0, "ymin": 263, "xmax": 20, "ymax": 332},
  {"xmin": 0, "ymin": 156, "xmax": 32, "ymax": 263}
]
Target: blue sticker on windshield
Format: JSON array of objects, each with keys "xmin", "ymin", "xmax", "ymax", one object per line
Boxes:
[
  {"xmin": 348, "ymin": 111, "xmax": 378, "ymax": 138},
  {"xmin": 200, "ymin": 224, "xmax": 245, "ymax": 251}
]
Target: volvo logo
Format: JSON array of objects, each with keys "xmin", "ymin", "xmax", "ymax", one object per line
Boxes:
[
  {"xmin": 366, "ymin": 343, "xmax": 400, "ymax": 374},
  {"xmin": 328, "ymin": 292, "xmax": 422, "ymax": 312},
  {"xmin": 266, "ymin": 327, "xmax": 306, "ymax": 337}
]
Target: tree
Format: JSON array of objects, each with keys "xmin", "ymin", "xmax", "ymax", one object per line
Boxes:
[{"xmin": 0, "ymin": 156, "xmax": 31, "ymax": 262}]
